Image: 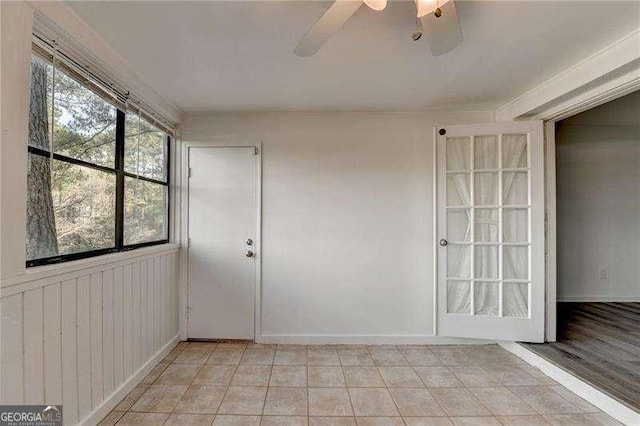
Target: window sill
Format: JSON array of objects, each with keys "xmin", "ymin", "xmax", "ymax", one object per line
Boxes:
[{"xmin": 1, "ymin": 243, "xmax": 180, "ymax": 293}]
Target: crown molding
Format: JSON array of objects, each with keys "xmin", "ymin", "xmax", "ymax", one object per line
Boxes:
[{"xmin": 495, "ymin": 29, "xmax": 640, "ymax": 122}]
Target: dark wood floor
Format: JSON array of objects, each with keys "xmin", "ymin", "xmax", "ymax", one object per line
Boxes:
[{"xmin": 524, "ymin": 302, "xmax": 640, "ymax": 412}]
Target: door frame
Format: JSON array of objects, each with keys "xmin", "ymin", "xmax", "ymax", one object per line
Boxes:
[
  {"xmin": 543, "ymin": 122, "xmax": 557, "ymax": 342},
  {"xmin": 539, "ymin": 93, "xmax": 637, "ymax": 343},
  {"xmin": 179, "ymin": 140, "xmax": 263, "ymax": 341}
]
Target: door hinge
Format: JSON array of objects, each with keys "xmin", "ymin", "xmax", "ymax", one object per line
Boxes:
[
  {"xmin": 188, "ymin": 167, "xmax": 192, "ymax": 178},
  {"xmin": 187, "ymin": 237, "xmax": 191, "ymax": 248}
]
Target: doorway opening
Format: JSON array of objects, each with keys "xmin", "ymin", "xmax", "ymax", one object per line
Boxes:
[{"xmin": 525, "ymin": 90, "xmax": 640, "ymax": 412}]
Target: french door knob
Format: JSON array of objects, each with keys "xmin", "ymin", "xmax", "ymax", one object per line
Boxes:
[
  {"xmin": 439, "ymin": 239, "xmax": 448, "ymax": 247},
  {"xmin": 245, "ymin": 250, "xmax": 254, "ymax": 258}
]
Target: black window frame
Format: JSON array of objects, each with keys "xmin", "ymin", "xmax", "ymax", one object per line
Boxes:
[{"xmin": 27, "ymin": 107, "xmax": 171, "ymax": 268}]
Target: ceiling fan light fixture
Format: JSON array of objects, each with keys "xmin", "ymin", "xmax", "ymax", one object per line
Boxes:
[
  {"xmin": 363, "ymin": 0, "xmax": 387, "ymax": 11},
  {"xmin": 415, "ymin": 0, "xmax": 451, "ymax": 17}
]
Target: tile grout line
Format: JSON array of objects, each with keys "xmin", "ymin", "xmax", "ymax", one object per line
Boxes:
[
  {"xmin": 175, "ymin": 342, "xmax": 240, "ymax": 422},
  {"xmin": 306, "ymin": 347, "xmax": 311, "ymax": 424},
  {"xmin": 380, "ymin": 346, "xmax": 411, "ymax": 423},
  {"xmin": 258, "ymin": 363, "xmax": 274, "ymax": 422},
  {"xmin": 402, "ymin": 347, "xmax": 449, "ymax": 420},
  {"xmin": 166, "ymin": 343, "xmax": 214, "ymax": 417},
  {"xmin": 114, "ymin": 341, "xmax": 186, "ymax": 423},
  {"xmin": 217, "ymin": 342, "xmax": 249, "ymax": 420}
]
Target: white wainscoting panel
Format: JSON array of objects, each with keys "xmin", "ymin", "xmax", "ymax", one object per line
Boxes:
[{"xmin": 0, "ymin": 246, "xmax": 180, "ymax": 425}]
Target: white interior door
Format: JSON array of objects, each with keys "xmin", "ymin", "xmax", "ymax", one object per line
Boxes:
[
  {"xmin": 437, "ymin": 121, "xmax": 545, "ymax": 342},
  {"xmin": 188, "ymin": 146, "xmax": 258, "ymax": 339}
]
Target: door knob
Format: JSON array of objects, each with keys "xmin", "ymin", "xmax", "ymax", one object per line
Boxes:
[
  {"xmin": 439, "ymin": 239, "xmax": 448, "ymax": 247},
  {"xmin": 245, "ymin": 250, "xmax": 254, "ymax": 258}
]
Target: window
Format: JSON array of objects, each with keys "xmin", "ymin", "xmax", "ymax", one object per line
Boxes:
[
  {"xmin": 124, "ymin": 113, "xmax": 169, "ymax": 245},
  {"xmin": 26, "ymin": 50, "xmax": 170, "ymax": 266}
]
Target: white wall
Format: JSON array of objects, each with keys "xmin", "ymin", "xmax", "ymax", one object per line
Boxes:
[
  {"xmin": 556, "ymin": 91, "xmax": 640, "ymax": 301},
  {"xmin": 182, "ymin": 111, "xmax": 491, "ymax": 341}
]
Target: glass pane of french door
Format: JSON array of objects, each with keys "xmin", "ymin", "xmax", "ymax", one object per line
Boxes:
[{"xmin": 445, "ymin": 133, "xmax": 530, "ymax": 318}]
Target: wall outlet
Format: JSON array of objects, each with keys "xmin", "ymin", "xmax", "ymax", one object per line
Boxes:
[{"xmin": 599, "ymin": 269, "xmax": 608, "ymax": 280}]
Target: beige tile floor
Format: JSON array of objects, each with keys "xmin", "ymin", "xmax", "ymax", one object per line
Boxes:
[{"xmin": 99, "ymin": 342, "xmax": 621, "ymax": 426}]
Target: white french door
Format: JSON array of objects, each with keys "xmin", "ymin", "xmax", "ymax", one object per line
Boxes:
[{"xmin": 436, "ymin": 121, "xmax": 545, "ymax": 342}]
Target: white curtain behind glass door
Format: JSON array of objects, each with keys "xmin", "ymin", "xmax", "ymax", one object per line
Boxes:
[
  {"xmin": 446, "ymin": 133, "xmax": 529, "ymax": 317},
  {"xmin": 446, "ymin": 138, "xmax": 472, "ymax": 314},
  {"xmin": 474, "ymin": 135, "xmax": 499, "ymax": 316},
  {"xmin": 502, "ymin": 134, "xmax": 529, "ymax": 317}
]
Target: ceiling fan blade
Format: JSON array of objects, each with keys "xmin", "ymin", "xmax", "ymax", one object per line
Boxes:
[
  {"xmin": 420, "ymin": 0, "xmax": 463, "ymax": 56},
  {"xmin": 294, "ymin": 0, "xmax": 364, "ymax": 57}
]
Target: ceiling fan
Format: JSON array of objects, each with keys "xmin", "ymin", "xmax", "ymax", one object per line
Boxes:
[{"xmin": 293, "ymin": 0, "xmax": 463, "ymax": 57}]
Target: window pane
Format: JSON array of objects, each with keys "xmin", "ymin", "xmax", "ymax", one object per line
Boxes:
[
  {"xmin": 125, "ymin": 114, "xmax": 168, "ymax": 181},
  {"xmin": 447, "ymin": 281, "xmax": 470, "ymax": 314},
  {"xmin": 447, "ymin": 245, "xmax": 471, "ymax": 279},
  {"xmin": 447, "ymin": 173, "xmax": 470, "ymax": 206},
  {"xmin": 446, "ymin": 137, "xmax": 470, "ymax": 170},
  {"xmin": 504, "ymin": 282, "xmax": 529, "ymax": 317},
  {"xmin": 28, "ymin": 55, "xmax": 53, "ymax": 152},
  {"xmin": 447, "ymin": 209, "xmax": 470, "ymax": 242},
  {"xmin": 504, "ymin": 246, "xmax": 529, "ymax": 280},
  {"xmin": 503, "ymin": 172, "xmax": 528, "ymax": 205},
  {"xmin": 502, "ymin": 134, "xmax": 528, "ymax": 168},
  {"xmin": 503, "ymin": 208, "xmax": 528, "ymax": 243},
  {"xmin": 26, "ymin": 155, "xmax": 116, "ymax": 260},
  {"xmin": 474, "ymin": 208, "xmax": 498, "ymax": 242},
  {"xmin": 474, "ymin": 282, "xmax": 499, "ymax": 316},
  {"xmin": 124, "ymin": 177, "xmax": 168, "ymax": 245},
  {"xmin": 52, "ymin": 65, "xmax": 117, "ymax": 168},
  {"xmin": 475, "ymin": 245, "xmax": 499, "ymax": 279},
  {"xmin": 474, "ymin": 172, "xmax": 498, "ymax": 205},
  {"xmin": 474, "ymin": 135, "xmax": 498, "ymax": 170}
]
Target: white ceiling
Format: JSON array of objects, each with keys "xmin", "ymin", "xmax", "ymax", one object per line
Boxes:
[{"xmin": 67, "ymin": 1, "xmax": 640, "ymax": 113}]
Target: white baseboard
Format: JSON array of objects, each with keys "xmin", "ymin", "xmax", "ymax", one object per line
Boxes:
[
  {"xmin": 80, "ymin": 335, "xmax": 180, "ymax": 426},
  {"xmin": 257, "ymin": 334, "xmax": 496, "ymax": 345},
  {"xmin": 557, "ymin": 296, "xmax": 640, "ymax": 302},
  {"xmin": 499, "ymin": 342, "xmax": 640, "ymax": 425}
]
